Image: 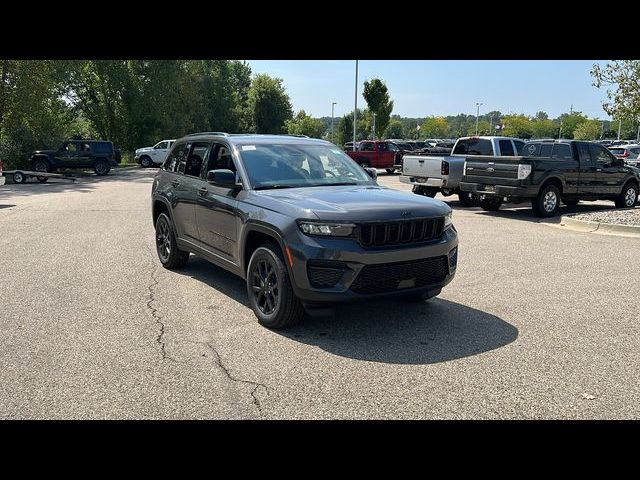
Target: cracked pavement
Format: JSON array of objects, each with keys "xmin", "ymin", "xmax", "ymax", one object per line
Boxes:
[{"xmin": 1, "ymin": 169, "xmax": 639, "ymax": 419}]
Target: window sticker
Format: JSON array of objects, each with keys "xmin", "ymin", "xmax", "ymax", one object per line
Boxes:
[{"xmin": 242, "ymin": 145, "xmax": 256, "ymax": 151}]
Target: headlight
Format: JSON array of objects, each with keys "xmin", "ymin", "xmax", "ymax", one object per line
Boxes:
[
  {"xmin": 298, "ymin": 221, "xmax": 355, "ymax": 237},
  {"xmin": 444, "ymin": 211, "xmax": 453, "ymax": 230},
  {"xmin": 517, "ymin": 164, "xmax": 532, "ymax": 180}
]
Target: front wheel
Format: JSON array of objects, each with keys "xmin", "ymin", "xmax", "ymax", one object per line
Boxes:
[
  {"xmin": 458, "ymin": 191, "xmax": 479, "ymax": 207},
  {"xmin": 413, "ymin": 185, "xmax": 438, "ymax": 198},
  {"xmin": 479, "ymin": 195, "xmax": 503, "ymax": 211},
  {"xmin": 385, "ymin": 168, "xmax": 396, "ymax": 174},
  {"xmin": 247, "ymin": 243, "xmax": 304, "ymax": 329},
  {"xmin": 94, "ymin": 160, "xmax": 110, "ymax": 176},
  {"xmin": 155, "ymin": 213, "xmax": 190, "ymax": 269},
  {"xmin": 140, "ymin": 156, "xmax": 152, "ymax": 168},
  {"xmin": 533, "ymin": 184, "xmax": 560, "ymax": 217},
  {"xmin": 615, "ymin": 182, "xmax": 638, "ymax": 208}
]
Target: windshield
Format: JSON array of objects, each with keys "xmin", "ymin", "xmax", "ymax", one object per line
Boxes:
[
  {"xmin": 609, "ymin": 148, "xmax": 625, "ymax": 155},
  {"xmin": 238, "ymin": 143, "xmax": 374, "ymax": 189}
]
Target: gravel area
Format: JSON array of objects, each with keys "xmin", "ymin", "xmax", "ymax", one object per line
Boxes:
[{"xmin": 570, "ymin": 208, "xmax": 640, "ymax": 226}]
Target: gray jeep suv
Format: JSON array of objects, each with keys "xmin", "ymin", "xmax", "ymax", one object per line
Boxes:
[{"xmin": 151, "ymin": 133, "xmax": 458, "ymax": 329}]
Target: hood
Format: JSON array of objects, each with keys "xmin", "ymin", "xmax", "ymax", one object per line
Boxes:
[
  {"xmin": 248, "ymin": 185, "xmax": 451, "ymax": 222},
  {"xmin": 136, "ymin": 147, "xmax": 154, "ymax": 154}
]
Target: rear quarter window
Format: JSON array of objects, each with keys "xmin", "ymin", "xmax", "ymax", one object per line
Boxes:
[
  {"xmin": 551, "ymin": 144, "xmax": 573, "ymax": 159},
  {"xmin": 92, "ymin": 142, "xmax": 113, "ymax": 153}
]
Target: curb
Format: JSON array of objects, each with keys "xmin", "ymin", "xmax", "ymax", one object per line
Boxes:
[{"xmin": 560, "ymin": 214, "xmax": 640, "ymax": 237}]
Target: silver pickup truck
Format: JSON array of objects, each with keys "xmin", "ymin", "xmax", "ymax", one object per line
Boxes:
[{"xmin": 400, "ymin": 136, "xmax": 525, "ymax": 206}]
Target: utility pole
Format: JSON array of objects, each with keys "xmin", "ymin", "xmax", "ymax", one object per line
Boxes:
[
  {"xmin": 353, "ymin": 60, "xmax": 358, "ymax": 150},
  {"xmin": 331, "ymin": 102, "xmax": 337, "ymax": 143},
  {"xmin": 637, "ymin": 120, "xmax": 639, "ymax": 143},
  {"xmin": 559, "ymin": 119, "xmax": 563, "ymax": 139},
  {"xmin": 489, "ymin": 114, "xmax": 494, "ymax": 135},
  {"xmin": 600, "ymin": 121, "xmax": 604, "ymax": 140},
  {"xmin": 475, "ymin": 102, "xmax": 483, "ymax": 135},
  {"xmin": 570, "ymin": 104, "xmax": 573, "ymax": 115}
]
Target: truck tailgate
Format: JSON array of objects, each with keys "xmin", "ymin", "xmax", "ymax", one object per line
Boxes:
[
  {"xmin": 463, "ymin": 155, "xmax": 524, "ymax": 186},
  {"xmin": 402, "ymin": 155, "xmax": 444, "ymax": 178}
]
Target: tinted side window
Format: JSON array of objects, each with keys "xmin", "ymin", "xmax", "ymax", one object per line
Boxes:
[
  {"xmin": 205, "ymin": 143, "xmax": 237, "ymax": 177},
  {"xmin": 514, "ymin": 140, "xmax": 525, "ymax": 155},
  {"xmin": 499, "ymin": 140, "xmax": 515, "ymax": 156},
  {"xmin": 184, "ymin": 142, "xmax": 210, "ymax": 177},
  {"xmin": 539, "ymin": 144, "xmax": 553, "ymax": 157},
  {"xmin": 360, "ymin": 142, "xmax": 374, "ymax": 151},
  {"xmin": 378, "ymin": 142, "xmax": 388, "ymax": 151},
  {"xmin": 155, "ymin": 141, "xmax": 168, "ymax": 150},
  {"xmin": 551, "ymin": 144, "xmax": 572, "ymax": 159},
  {"xmin": 453, "ymin": 139, "xmax": 494, "ymax": 155},
  {"xmin": 577, "ymin": 143, "xmax": 593, "ymax": 165},
  {"xmin": 589, "ymin": 144, "xmax": 615, "ymax": 166},
  {"xmin": 164, "ymin": 143, "xmax": 189, "ymax": 173},
  {"xmin": 93, "ymin": 142, "xmax": 112, "ymax": 153}
]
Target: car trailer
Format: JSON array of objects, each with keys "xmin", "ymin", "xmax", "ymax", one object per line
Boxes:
[{"xmin": 4, "ymin": 170, "xmax": 77, "ymax": 184}]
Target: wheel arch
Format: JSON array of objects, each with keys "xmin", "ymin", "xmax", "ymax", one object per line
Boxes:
[
  {"xmin": 152, "ymin": 197, "xmax": 174, "ymax": 228},
  {"xmin": 538, "ymin": 176, "xmax": 564, "ymax": 194},
  {"xmin": 241, "ymin": 223, "xmax": 288, "ymax": 277}
]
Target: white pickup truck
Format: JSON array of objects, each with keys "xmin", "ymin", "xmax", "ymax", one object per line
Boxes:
[
  {"xmin": 0, "ymin": 159, "xmax": 5, "ymax": 186},
  {"xmin": 400, "ymin": 136, "xmax": 525, "ymax": 206}
]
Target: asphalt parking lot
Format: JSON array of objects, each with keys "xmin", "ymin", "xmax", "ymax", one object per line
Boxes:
[{"xmin": 0, "ymin": 168, "xmax": 639, "ymax": 419}]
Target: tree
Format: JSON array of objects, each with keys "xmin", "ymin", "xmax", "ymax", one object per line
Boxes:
[
  {"xmin": 420, "ymin": 117, "xmax": 449, "ymax": 138},
  {"xmin": 362, "ymin": 78, "xmax": 394, "ymax": 138},
  {"xmin": 534, "ymin": 111, "xmax": 549, "ymax": 120},
  {"xmin": 573, "ymin": 119, "xmax": 601, "ymax": 140},
  {"xmin": 531, "ymin": 118, "xmax": 557, "ymax": 138},
  {"xmin": 285, "ymin": 110, "xmax": 325, "ymax": 138},
  {"xmin": 501, "ymin": 114, "xmax": 533, "ymax": 139},
  {"xmin": 591, "ymin": 61, "xmax": 640, "ymax": 121},
  {"xmin": 384, "ymin": 119, "xmax": 404, "ymax": 139},
  {"xmin": 245, "ymin": 74, "xmax": 293, "ymax": 134},
  {"xmin": 556, "ymin": 112, "xmax": 588, "ymax": 139},
  {"xmin": 335, "ymin": 109, "xmax": 370, "ymax": 146}
]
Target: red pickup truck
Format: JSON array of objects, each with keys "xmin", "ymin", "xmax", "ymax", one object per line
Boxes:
[{"xmin": 346, "ymin": 140, "xmax": 403, "ymax": 173}]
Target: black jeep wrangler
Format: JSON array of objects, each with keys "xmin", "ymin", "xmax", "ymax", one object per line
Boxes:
[{"xmin": 29, "ymin": 140, "xmax": 121, "ymax": 176}]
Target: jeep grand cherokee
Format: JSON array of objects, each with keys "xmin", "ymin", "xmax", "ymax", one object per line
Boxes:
[{"xmin": 151, "ymin": 133, "xmax": 458, "ymax": 329}]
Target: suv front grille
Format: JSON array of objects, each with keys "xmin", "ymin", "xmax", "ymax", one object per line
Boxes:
[
  {"xmin": 350, "ymin": 257, "xmax": 448, "ymax": 294},
  {"xmin": 307, "ymin": 260, "xmax": 348, "ymax": 289},
  {"xmin": 358, "ymin": 218, "xmax": 444, "ymax": 248}
]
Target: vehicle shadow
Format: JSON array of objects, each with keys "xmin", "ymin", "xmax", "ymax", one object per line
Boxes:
[
  {"xmin": 472, "ymin": 202, "xmax": 618, "ymax": 224},
  {"xmin": 177, "ymin": 256, "xmax": 518, "ymax": 365},
  {"xmin": 0, "ymin": 204, "xmax": 16, "ymax": 209}
]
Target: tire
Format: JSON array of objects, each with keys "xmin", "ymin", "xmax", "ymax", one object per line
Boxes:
[
  {"xmin": 94, "ymin": 159, "xmax": 110, "ymax": 176},
  {"xmin": 358, "ymin": 160, "xmax": 369, "ymax": 169},
  {"xmin": 32, "ymin": 158, "xmax": 50, "ymax": 174},
  {"xmin": 563, "ymin": 199, "xmax": 579, "ymax": 206},
  {"xmin": 458, "ymin": 191, "xmax": 479, "ymax": 207},
  {"xmin": 413, "ymin": 185, "xmax": 438, "ymax": 198},
  {"xmin": 140, "ymin": 156, "xmax": 152, "ymax": 168},
  {"xmin": 533, "ymin": 184, "xmax": 560, "ymax": 217},
  {"xmin": 479, "ymin": 195, "xmax": 503, "ymax": 211},
  {"xmin": 13, "ymin": 171, "xmax": 26, "ymax": 184},
  {"xmin": 155, "ymin": 213, "xmax": 190, "ymax": 269},
  {"xmin": 615, "ymin": 181, "xmax": 638, "ymax": 208},
  {"xmin": 385, "ymin": 168, "xmax": 396, "ymax": 174},
  {"xmin": 401, "ymin": 289, "xmax": 441, "ymax": 302},
  {"xmin": 246, "ymin": 243, "xmax": 305, "ymax": 329},
  {"xmin": 37, "ymin": 176, "xmax": 49, "ymax": 183}
]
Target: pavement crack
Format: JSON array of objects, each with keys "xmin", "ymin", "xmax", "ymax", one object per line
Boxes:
[
  {"xmin": 204, "ymin": 342, "xmax": 269, "ymax": 414},
  {"xmin": 146, "ymin": 250, "xmax": 177, "ymax": 363}
]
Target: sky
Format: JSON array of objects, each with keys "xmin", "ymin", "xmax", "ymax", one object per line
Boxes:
[{"xmin": 246, "ymin": 60, "xmax": 612, "ymax": 120}]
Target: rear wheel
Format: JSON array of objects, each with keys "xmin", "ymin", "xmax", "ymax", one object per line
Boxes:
[
  {"xmin": 458, "ymin": 191, "xmax": 479, "ymax": 207},
  {"xmin": 479, "ymin": 195, "xmax": 503, "ymax": 211},
  {"xmin": 155, "ymin": 213, "xmax": 190, "ymax": 269},
  {"xmin": 385, "ymin": 168, "xmax": 396, "ymax": 174},
  {"xmin": 140, "ymin": 156, "xmax": 152, "ymax": 168},
  {"xmin": 533, "ymin": 184, "xmax": 560, "ymax": 217},
  {"xmin": 33, "ymin": 159, "xmax": 50, "ymax": 182},
  {"xmin": 413, "ymin": 185, "xmax": 438, "ymax": 198},
  {"xmin": 94, "ymin": 159, "xmax": 110, "ymax": 176},
  {"xmin": 615, "ymin": 182, "xmax": 638, "ymax": 208},
  {"xmin": 358, "ymin": 160, "xmax": 370, "ymax": 169},
  {"xmin": 247, "ymin": 243, "xmax": 304, "ymax": 329}
]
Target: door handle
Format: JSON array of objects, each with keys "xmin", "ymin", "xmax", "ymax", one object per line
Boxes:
[
  {"xmin": 198, "ymin": 187, "xmax": 208, "ymax": 195},
  {"xmin": 171, "ymin": 180, "xmax": 180, "ymax": 187}
]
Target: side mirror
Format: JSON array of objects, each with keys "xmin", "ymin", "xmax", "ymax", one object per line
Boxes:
[
  {"xmin": 207, "ymin": 169, "xmax": 237, "ymax": 187},
  {"xmin": 364, "ymin": 167, "xmax": 377, "ymax": 180}
]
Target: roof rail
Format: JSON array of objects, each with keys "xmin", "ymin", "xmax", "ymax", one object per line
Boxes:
[{"xmin": 184, "ymin": 131, "xmax": 229, "ymax": 137}]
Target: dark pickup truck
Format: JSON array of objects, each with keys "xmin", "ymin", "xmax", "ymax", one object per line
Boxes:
[{"xmin": 459, "ymin": 140, "xmax": 640, "ymax": 217}]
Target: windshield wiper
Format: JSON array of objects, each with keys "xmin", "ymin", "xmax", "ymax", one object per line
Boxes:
[
  {"xmin": 312, "ymin": 182, "xmax": 358, "ymax": 187},
  {"xmin": 253, "ymin": 184, "xmax": 297, "ymax": 190}
]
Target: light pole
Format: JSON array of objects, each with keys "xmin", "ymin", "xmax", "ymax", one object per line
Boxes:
[
  {"xmin": 489, "ymin": 114, "xmax": 494, "ymax": 135},
  {"xmin": 475, "ymin": 102, "xmax": 483, "ymax": 135},
  {"xmin": 617, "ymin": 118, "xmax": 622, "ymax": 140},
  {"xmin": 331, "ymin": 102, "xmax": 337, "ymax": 143},
  {"xmin": 637, "ymin": 120, "xmax": 640, "ymax": 143},
  {"xmin": 353, "ymin": 60, "xmax": 358, "ymax": 150},
  {"xmin": 372, "ymin": 113, "xmax": 377, "ymax": 140}
]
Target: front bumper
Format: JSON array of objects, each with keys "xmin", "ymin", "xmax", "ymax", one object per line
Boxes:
[
  {"xmin": 286, "ymin": 227, "xmax": 458, "ymax": 305},
  {"xmin": 0, "ymin": 176, "xmax": 5, "ymax": 186}
]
